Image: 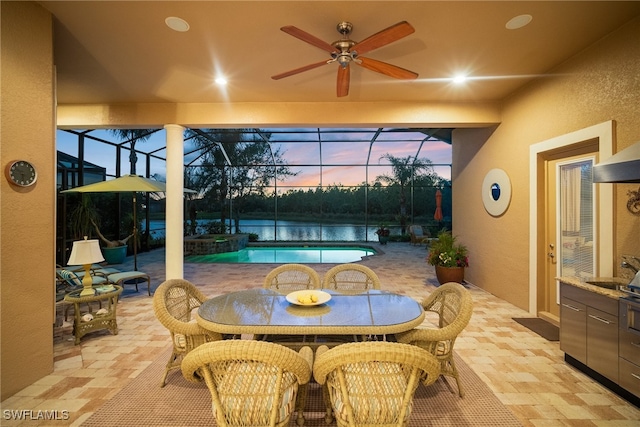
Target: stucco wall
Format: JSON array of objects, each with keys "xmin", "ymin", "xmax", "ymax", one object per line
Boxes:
[
  {"xmin": 453, "ymin": 17, "xmax": 640, "ymax": 311},
  {"xmin": 1, "ymin": 2, "xmax": 56, "ymax": 400}
]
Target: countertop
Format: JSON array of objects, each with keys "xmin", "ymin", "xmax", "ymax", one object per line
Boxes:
[{"xmin": 558, "ymin": 276, "xmax": 629, "ymax": 299}]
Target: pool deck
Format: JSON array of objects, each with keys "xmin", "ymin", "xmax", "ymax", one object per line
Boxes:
[{"xmin": 35, "ymin": 241, "xmax": 640, "ymax": 426}]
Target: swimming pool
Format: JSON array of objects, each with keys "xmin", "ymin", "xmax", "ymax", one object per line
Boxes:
[{"xmin": 185, "ymin": 246, "xmax": 377, "ymax": 264}]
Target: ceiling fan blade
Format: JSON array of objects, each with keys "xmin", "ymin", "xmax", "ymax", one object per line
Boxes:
[
  {"xmin": 271, "ymin": 60, "xmax": 329, "ymax": 80},
  {"xmin": 280, "ymin": 26, "xmax": 337, "ymax": 53},
  {"xmin": 337, "ymin": 65, "xmax": 350, "ymax": 97},
  {"xmin": 357, "ymin": 57, "xmax": 418, "ymax": 80},
  {"xmin": 351, "ymin": 21, "xmax": 415, "ymax": 55}
]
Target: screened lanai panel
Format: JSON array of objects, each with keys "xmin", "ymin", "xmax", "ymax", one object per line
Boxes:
[
  {"xmin": 277, "ymin": 142, "xmax": 320, "ymax": 163},
  {"xmin": 433, "ymin": 165, "xmax": 453, "ymax": 181},
  {"xmin": 369, "ymin": 140, "xmax": 423, "ymax": 161},
  {"xmin": 321, "ymin": 141, "xmax": 372, "ymax": 165},
  {"xmin": 274, "ymin": 165, "xmax": 321, "ymax": 189},
  {"xmin": 57, "ymin": 127, "xmax": 454, "ymax": 247},
  {"xmin": 321, "ymin": 166, "xmax": 367, "ymax": 186}
]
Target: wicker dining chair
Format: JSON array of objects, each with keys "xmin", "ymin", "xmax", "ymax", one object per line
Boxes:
[
  {"xmin": 312, "ymin": 341, "xmax": 441, "ymax": 427},
  {"xmin": 322, "ymin": 263, "xmax": 381, "ymax": 293},
  {"xmin": 153, "ymin": 279, "xmax": 222, "ymax": 387},
  {"xmin": 395, "ymin": 281, "xmax": 473, "ymax": 397},
  {"xmin": 264, "ymin": 263, "xmax": 321, "ymax": 293},
  {"xmin": 182, "ymin": 340, "xmax": 314, "ymax": 427}
]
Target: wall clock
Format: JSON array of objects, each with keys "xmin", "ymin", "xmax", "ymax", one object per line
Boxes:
[{"xmin": 5, "ymin": 160, "xmax": 37, "ymax": 187}]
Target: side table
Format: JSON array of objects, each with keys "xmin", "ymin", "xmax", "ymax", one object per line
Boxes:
[{"xmin": 64, "ymin": 285, "xmax": 123, "ymax": 345}]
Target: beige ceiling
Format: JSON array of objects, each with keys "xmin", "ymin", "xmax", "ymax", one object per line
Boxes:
[{"xmin": 41, "ymin": 1, "xmax": 640, "ymax": 105}]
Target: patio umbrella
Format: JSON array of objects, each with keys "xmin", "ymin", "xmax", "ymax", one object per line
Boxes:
[
  {"xmin": 62, "ymin": 175, "xmax": 195, "ymax": 270},
  {"xmin": 434, "ymin": 189, "xmax": 444, "ymax": 222}
]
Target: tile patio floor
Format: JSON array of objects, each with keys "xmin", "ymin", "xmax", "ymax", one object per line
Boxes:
[{"xmin": 2, "ymin": 242, "xmax": 639, "ymax": 426}]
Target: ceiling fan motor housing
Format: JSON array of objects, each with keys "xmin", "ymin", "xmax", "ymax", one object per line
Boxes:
[
  {"xmin": 336, "ymin": 21, "xmax": 353, "ymax": 36},
  {"xmin": 331, "ymin": 39, "xmax": 357, "ymax": 67}
]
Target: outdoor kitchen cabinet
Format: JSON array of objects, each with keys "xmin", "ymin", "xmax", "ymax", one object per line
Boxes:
[
  {"xmin": 560, "ymin": 282, "xmax": 619, "ymax": 382},
  {"xmin": 619, "ymin": 299, "xmax": 640, "ymax": 397},
  {"xmin": 560, "ymin": 294, "xmax": 587, "ymax": 364}
]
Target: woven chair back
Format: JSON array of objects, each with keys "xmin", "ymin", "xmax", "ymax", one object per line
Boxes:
[
  {"xmin": 156, "ymin": 279, "xmax": 206, "ymax": 323},
  {"xmin": 313, "ymin": 341, "xmax": 440, "ymax": 427},
  {"xmin": 153, "ymin": 279, "xmax": 222, "ymax": 387},
  {"xmin": 182, "ymin": 340, "xmax": 313, "ymax": 427},
  {"xmin": 264, "ymin": 264, "xmax": 321, "ymax": 293},
  {"xmin": 426, "ymin": 282, "xmax": 472, "ymax": 330},
  {"xmin": 322, "ymin": 263, "xmax": 381, "ymax": 293},
  {"xmin": 396, "ymin": 282, "xmax": 473, "ymax": 397}
]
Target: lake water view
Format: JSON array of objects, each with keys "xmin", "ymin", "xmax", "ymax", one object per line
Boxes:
[{"xmin": 145, "ymin": 219, "xmax": 396, "ymax": 242}]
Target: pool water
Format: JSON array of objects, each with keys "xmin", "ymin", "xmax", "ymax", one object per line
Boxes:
[{"xmin": 185, "ymin": 246, "xmax": 377, "ymax": 264}]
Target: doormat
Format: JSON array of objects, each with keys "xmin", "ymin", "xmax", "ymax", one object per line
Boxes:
[{"xmin": 512, "ymin": 317, "xmax": 559, "ymax": 341}]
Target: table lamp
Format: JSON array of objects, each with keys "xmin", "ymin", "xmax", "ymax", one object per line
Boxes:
[{"xmin": 68, "ymin": 237, "xmax": 105, "ymax": 296}]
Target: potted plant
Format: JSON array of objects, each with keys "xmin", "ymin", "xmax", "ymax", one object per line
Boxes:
[
  {"xmin": 375, "ymin": 224, "xmax": 391, "ymax": 245},
  {"xmin": 427, "ymin": 230, "xmax": 469, "ymax": 284},
  {"xmin": 92, "ymin": 219, "xmax": 133, "ymax": 264},
  {"xmin": 68, "ymin": 194, "xmax": 101, "ymax": 240}
]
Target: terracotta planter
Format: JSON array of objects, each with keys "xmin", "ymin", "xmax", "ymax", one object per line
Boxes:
[{"xmin": 435, "ymin": 265, "xmax": 465, "ymax": 284}]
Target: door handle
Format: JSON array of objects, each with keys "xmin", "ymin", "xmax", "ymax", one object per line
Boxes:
[
  {"xmin": 548, "ymin": 244, "xmax": 556, "ymax": 263},
  {"xmin": 588, "ymin": 314, "xmax": 612, "ymax": 325},
  {"xmin": 562, "ymin": 303, "xmax": 581, "ymax": 312}
]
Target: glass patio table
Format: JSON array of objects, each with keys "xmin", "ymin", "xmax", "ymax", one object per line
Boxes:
[{"xmin": 196, "ymin": 288, "xmax": 425, "ymax": 336}]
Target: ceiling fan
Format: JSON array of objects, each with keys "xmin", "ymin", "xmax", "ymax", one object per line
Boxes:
[{"xmin": 271, "ymin": 21, "xmax": 418, "ymax": 97}]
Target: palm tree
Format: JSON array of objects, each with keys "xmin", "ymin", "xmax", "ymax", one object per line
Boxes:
[
  {"xmin": 376, "ymin": 153, "xmax": 434, "ymax": 234},
  {"xmin": 108, "ymin": 129, "xmax": 156, "ymax": 175}
]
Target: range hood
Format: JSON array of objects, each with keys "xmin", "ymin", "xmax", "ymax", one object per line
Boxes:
[{"xmin": 593, "ymin": 141, "xmax": 640, "ymax": 183}]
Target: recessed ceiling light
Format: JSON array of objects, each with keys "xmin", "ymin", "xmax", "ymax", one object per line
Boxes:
[
  {"xmin": 165, "ymin": 16, "xmax": 190, "ymax": 32},
  {"xmin": 452, "ymin": 74, "xmax": 467, "ymax": 84},
  {"xmin": 506, "ymin": 14, "xmax": 533, "ymax": 30},
  {"xmin": 215, "ymin": 77, "xmax": 228, "ymax": 86}
]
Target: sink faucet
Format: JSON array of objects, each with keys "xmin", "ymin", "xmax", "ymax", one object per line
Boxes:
[
  {"xmin": 622, "ymin": 261, "xmax": 639, "ymax": 274},
  {"xmin": 622, "ymin": 257, "xmax": 640, "ymax": 288}
]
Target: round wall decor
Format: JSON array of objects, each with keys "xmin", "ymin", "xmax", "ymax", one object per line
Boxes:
[{"xmin": 482, "ymin": 168, "xmax": 511, "ymax": 216}]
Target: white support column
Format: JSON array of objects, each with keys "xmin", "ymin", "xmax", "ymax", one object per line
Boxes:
[{"xmin": 165, "ymin": 124, "xmax": 185, "ymax": 279}]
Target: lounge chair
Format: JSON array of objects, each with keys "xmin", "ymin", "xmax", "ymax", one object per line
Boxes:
[
  {"xmin": 106, "ymin": 271, "xmax": 151, "ymax": 296},
  {"xmin": 408, "ymin": 225, "xmax": 431, "ymax": 246},
  {"xmin": 60, "ymin": 266, "xmax": 152, "ymax": 296}
]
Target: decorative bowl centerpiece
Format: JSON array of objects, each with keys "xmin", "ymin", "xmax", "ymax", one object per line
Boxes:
[{"xmin": 286, "ymin": 290, "xmax": 331, "ymax": 306}]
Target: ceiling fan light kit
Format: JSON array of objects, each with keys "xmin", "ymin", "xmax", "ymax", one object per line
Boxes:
[{"xmin": 272, "ymin": 21, "xmax": 418, "ymax": 97}]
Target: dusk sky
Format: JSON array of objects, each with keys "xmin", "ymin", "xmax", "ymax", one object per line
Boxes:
[{"xmin": 57, "ymin": 128, "xmax": 452, "ymax": 187}]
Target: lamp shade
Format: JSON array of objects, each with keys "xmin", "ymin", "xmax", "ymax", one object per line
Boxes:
[{"xmin": 68, "ymin": 238, "xmax": 105, "ymax": 265}]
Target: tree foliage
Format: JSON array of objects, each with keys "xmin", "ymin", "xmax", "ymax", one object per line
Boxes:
[
  {"xmin": 108, "ymin": 129, "xmax": 156, "ymax": 175},
  {"xmin": 184, "ymin": 129, "xmax": 297, "ymax": 230},
  {"xmin": 374, "ymin": 154, "xmax": 440, "ymax": 233}
]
